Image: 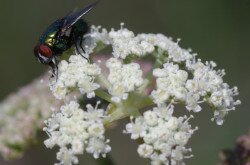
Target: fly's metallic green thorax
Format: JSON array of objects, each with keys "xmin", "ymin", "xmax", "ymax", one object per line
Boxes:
[
  {"xmin": 34, "ymin": 1, "xmax": 99, "ymax": 77},
  {"xmin": 39, "ymin": 20, "xmax": 62, "ymax": 46},
  {"xmin": 39, "ymin": 19, "xmax": 89, "ymax": 54}
]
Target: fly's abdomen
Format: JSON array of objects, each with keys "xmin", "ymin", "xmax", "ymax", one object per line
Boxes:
[{"xmin": 72, "ymin": 19, "xmax": 89, "ymax": 39}]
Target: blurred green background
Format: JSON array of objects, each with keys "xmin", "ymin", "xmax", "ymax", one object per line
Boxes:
[{"xmin": 0, "ymin": 0, "xmax": 250, "ymax": 164}]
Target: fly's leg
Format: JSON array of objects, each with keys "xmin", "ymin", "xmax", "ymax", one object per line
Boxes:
[
  {"xmin": 75, "ymin": 41, "xmax": 81, "ymax": 55},
  {"xmin": 74, "ymin": 36, "xmax": 89, "ymax": 62},
  {"xmin": 79, "ymin": 37, "xmax": 89, "ymax": 62},
  {"xmin": 54, "ymin": 57, "xmax": 59, "ymax": 81},
  {"xmin": 79, "ymin": 37, "xmax": 86, "ymax": 54},
  {"xmin": 72, "ymin": 32, "xmax": 81, "ymax": 55},
  {"xmin": 49, "ymin": 57, "xmax": 59, "ymax": 81}
]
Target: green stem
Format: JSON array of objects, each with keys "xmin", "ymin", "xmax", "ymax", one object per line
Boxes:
[
  {"xmin": 94, "ymin": 42, "xmax": 108, "ymax": 53},
  {"xmin": 95, "ymin": 89, "xmax": 113, "ymax": 103},
  {"xmin": 96, "ymin": 74, "xmax": 112, "ymax": 90},
  {"xmin": 104, "ymin": 92, "xmax": 154, "ymax": 125}
]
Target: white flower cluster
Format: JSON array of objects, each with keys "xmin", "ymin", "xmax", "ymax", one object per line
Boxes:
[
  {"xmin": 0, "ymin": 76, "xmax": 63, "ymax": 160},
  {"xmin": 137, "ymin": 34, "xmax": 193, "ymax": 62},
  {"xmin": 109, "ymin": 26, "xmax": 155, "ymax": 59},
  {"xmin": 85, "ymin": 24, "xmax": 155, "ymax": 59},
  {"xmin": 152, "ymin": 60, "xmax": 241, "ymax": 125},
  {"xmin": 186, "ymin": 60, "xmax": 241, "ymax": 125},
  {"xmin": 0, "ymin": 20, "xmax": 240, "ymax": 165},
  {"xmin": 106, "ymin": 58, "xmax": 144, "ymax": 102},
  {"xmin": 124, "ymin": 104, "xmax": 197, "ymax": 165},
  {"xmin": 44, "ymin": 101, "xmax": 111, "ymax": 165},
  {"xmin": 151, "ymin": 63, "xmax": 189, "ymax": 106},
  {"xmin": 50, "ymin": 55, "xmax": 101, "ymax": 99},
  {"xmin": 0, "ymin": 23, "xmax": 234, "ymax": 165}
]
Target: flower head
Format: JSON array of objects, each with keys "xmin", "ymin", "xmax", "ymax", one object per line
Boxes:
[
  {"xmin": 0, "ymin": 23, "xmax": 240, "ymax": 165},
  {"xmin": 44, "ymin": 24, "xmax": 240, "ymax": 165}
]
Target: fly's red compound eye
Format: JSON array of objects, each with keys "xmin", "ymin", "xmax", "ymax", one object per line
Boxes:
[
  {"xmin": 34, "ymin": 44, "xmax": 53, "ymax": 64},
  {"xmin": 39, "ymin": 44, "xmax": 53, "ymax": 58}
]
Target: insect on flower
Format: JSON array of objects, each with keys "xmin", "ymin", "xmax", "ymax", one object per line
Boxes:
[{"xmin": 34, "ymin": 1, "xmax": 99, "ymax": 77}]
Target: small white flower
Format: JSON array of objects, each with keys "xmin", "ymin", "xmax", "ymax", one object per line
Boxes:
[
  {"xmin": 52, "ymin": 82, "xmax": 68, "ymax": 100},
  {"xmin": 88, "ymin": 123, "xmax": 105, "ymax": 137},
  {"xmin": 174, "ymin": 132, "xmax": 189, "ymax": 146},
  {"xmin": 56, "ymin": 147, "xmax": 79, "ymax": 165},
  {"xmin": 137, "ymin": 144, "xmax": 154, "ymax": 158},
  {"xmin": 185, "ymin": 93, "xmax": 201, "ymax": 112},
  {"xmin": 71, "ymin": 139, "xmax": 84, "ymax": 154},
  {"xmin": 151, "ymin": 89, "xmax": 170, "ymax": 105},
  {"xmin": 61, "ymin": 101, "xmax": 79, "ymax": 117},
  {"xmin": 143, "ymin": 111, "xmax": 158, "ymax": 126},
  {"xmin": 166, "ymin": 117, "xmax": 179, "ymax": 131},
  {"xmin": 125, "ymin": 117, "xmax": 146, "ymax": 139},
  {"xmin": 86, "ymin": 138, "xmax": 111, "ymax": 159}
]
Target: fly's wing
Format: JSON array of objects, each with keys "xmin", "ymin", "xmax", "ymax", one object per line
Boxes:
[{"xmin": 61, "ymin": 0, "xmax": 99, "ymax": 32}]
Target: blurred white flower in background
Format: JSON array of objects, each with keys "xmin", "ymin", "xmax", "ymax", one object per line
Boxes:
[{"xmin": 0, "ymin": 76, "xmax": 63, "ymax": 160}]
